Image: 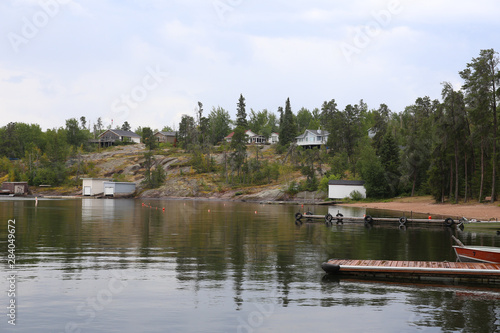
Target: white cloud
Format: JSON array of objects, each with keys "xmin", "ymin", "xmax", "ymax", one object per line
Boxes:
[{"xmin": 1, "ymin": 0, "xmax": 499, "ymax": 130}]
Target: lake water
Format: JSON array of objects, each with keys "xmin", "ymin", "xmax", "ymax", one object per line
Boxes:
[{"xmin": 1, "ymin": 198, "xmax": 500, "ymax": 332}]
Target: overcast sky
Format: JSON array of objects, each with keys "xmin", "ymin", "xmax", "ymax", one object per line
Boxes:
[{"xmin": 1, "ymin": 0, "xmax": 499, "ymax": 131}]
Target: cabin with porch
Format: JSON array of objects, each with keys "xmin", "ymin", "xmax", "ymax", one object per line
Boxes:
[
  {"xmin": 94, "ymin": 129, "xmax": 141, "ymax": 147},
  {"xmin": 296, "ymin": 129, "xmax": 329, "ymax": 148},
  {"xmin": 224, "ymin": 130, "xmax": 277, "ymax": 144}
]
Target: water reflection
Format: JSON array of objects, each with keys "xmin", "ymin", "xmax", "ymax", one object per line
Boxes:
[{"xmin": 0, "ymin": 198, "xmax": 499, "ymax": 332}]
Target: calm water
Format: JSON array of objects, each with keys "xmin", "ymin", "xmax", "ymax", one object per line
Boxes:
[{"xmin": 1, "ymin": 198, "xmax": 500, "ymax": 332}]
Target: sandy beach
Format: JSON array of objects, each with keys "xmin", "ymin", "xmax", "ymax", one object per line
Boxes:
[{"xmin": 339, "ymin": 196, "xmax": 500, "ymax": 221}]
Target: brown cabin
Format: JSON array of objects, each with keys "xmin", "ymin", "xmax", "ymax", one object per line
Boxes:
[{"xmin": 1, "ymin": 182, "xmax": 29, "ymax": 195}]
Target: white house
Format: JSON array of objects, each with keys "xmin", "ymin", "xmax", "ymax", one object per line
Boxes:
[
  {"xmin": 82, "ymin": 178, "xmax": 136, "ymax": 197},
  {"xmin": 328, "ymin": 180, "xmax": 366, "ymax": 199},
  {"xmin": 270, "ymin": 132, "xmax": 279, "ymax": 144},
  {"xmin": 224, "ymin": 130, "xmax": 273, "ymax": 144},
  {"xmin": 82, "ymin": 178, "xmax": 112, "ymax": 196},
  {"xmin": 103, "ymin": 181, "xmax": 136, "ymax": 197},
  {"xmin": 296, "ymin": 129, "xmax": 329, "ymax": 148}
]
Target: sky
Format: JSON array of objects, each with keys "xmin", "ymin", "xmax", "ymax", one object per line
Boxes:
[{"xmin": 1, "ymin": 0, "xmax": 499, "ymax": 131}]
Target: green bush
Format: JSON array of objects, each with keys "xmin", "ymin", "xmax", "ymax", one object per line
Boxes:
[
  {"xmin": 33, "ymin": 164, "xmax": 67, "ymax": 186},
  {"xmin": 319, "ymin": 174, "xmax": 341, "ymax": 192},
  {"xmin": 349, "ymin": 190, "xmax": 364, "ymax": 201},
  {"xmin": 0, "ymin": 157, "xmax": 11, "ymax": 174},
  {"xmin": 285, "ymin": 180, "xmax": 300, "ymax": 196}
]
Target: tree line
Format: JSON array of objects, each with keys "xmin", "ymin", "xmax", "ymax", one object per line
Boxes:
[{"xmin": 0, "ymin": 49, "xmax": 498, "ymax": 202}]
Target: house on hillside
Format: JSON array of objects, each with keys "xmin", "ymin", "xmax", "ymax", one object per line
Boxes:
[
  {"xmin": 245, "ymin": 130, "xmax": 266, "ymax": 144},
  {"xmin": 224, "ymin": 130, "xmax": 277, "ymax": 144},
  {"xmin": 270, "ymin": 132, "xmax": 279, "ymax": 144},
  {"xmin": 96, "ymin": 129, "xmax": 141, "ymax": 147},
  {"xmin": 328, "ymin": 180, "xmax": 366, "ymax": 199},
  {"xmin": 295, "ymin": 129, "xmax": 329, "ymax": 148},
  {"xmin": 154, "ymin": 131, "xmax": 177, "ymax": 145}
]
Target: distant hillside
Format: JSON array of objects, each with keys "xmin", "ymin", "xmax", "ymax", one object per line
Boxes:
[{"xmin": 30, "ymin": 143, "xmax": 328, "ymax": 203}]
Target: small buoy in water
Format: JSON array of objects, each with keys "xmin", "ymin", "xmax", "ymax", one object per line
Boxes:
[
  {"xmin": 208, "ymin": 209, "xmax": 211, "ymax": 213},
  {"xmin": 162, "ymin": 207, "xmax": 165, "ymax": 211},
  {"xmin": 255, "ymin": 211, "xmax": 257, "ymax": 214}
]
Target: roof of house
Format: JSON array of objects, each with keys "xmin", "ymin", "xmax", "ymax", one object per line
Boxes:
[
  {"xmin": 99, "ymin": 129, "xmax": 141, "ymax": 138},
  {"xmin": 328, "ymin": 180, "xmax": 365, "ymax": 186},
  {"xmin": 226, "ymin": 130, "xmax": 267, "ymax": 139},
  {"xmin": 155, "ymin": 131, "xmax": 177, "ymax": 137},
  {"xmin": 296, "ymin": 129, "xmax": 330, "ymax": 139}
]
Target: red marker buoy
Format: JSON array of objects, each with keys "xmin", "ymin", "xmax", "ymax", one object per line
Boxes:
[{"xmin": 428, "ymin": 216, "xmax": 432, "ymax": 220}]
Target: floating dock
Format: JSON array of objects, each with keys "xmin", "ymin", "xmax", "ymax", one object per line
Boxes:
[
  {"xmin": 322, "ymin": 259, "xmax": 500, "ymax": 285},
  {"xmin": 295, "ymin": 212, "xmax": 463, "ymax": 228}
]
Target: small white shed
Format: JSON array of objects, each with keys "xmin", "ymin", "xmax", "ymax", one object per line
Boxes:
[
  {"xmin": 328, "ymin": 180, "xmax": 366, "ymax": 199},
  {"xmin": 103, "ymin": 182, "xmax": 136, "ymax": 197},
  {"xmin": 82, "ymin": 178, "xmax": 111, "ymax": 196}
]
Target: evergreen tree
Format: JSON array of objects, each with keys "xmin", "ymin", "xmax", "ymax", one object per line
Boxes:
[
  {"xmin": 121, "ymin": 121, "xmax": 131, "ymax": 131},
  {"xmin": 230, "ymin": 94, "xmax": 248, "ymax": 182},
  {"xmin": 178, "ymin": 115, "xmax": 195, "ymax": 149},
  {"xmin": 279, "ymin": 98, "xmax": 297, "ymax": 147},
  {"xmin": 378, "ymin": 132, "xmax": 400, "ymax": 197},
  {"xmin": 460, "ymin": 49, "xmax": 500, "ymax": 202},
  {"xmin": 142, "ymin": 127, "xmax": 156, "ymax": 150},
  {"xmin": 236, "ymin": 94, "xmax": 247, "ymax": 128}
]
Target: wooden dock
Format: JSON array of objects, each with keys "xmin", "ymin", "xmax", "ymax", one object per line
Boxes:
[
  {"xmin": 322, "ymin": 259, "xmax": 500, "ymax": 285},
  {"xmin": 295, "ymin": 212, "xmax": 463, "ymax": 228}
]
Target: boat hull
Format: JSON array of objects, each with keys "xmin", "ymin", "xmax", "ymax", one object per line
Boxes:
[{"xmin": 453, "ymin": 246, "xmax": 500, "ymax": 264}]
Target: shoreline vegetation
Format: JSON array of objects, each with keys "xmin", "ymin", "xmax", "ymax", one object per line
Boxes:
[{"xmin": 3, "ymin": 143, "xmax": 500, "ymax": 222}]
